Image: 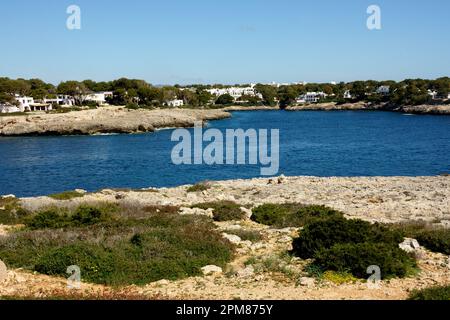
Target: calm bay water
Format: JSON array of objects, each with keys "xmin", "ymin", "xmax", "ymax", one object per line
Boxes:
[{"xmin": 0, "ymin": 110, "xmax": 449, "ymax": 197}]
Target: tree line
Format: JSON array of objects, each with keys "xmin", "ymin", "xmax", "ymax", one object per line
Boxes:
[{"xmin": 0, "ymin": 76, "xmax": 449, "ymax": 108}]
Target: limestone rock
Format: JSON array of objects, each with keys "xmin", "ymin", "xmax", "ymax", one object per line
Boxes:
[
  {"xmin": 399, "ymin": 238, "xmax": 421, "ymax": 253},
  {"xmin": 179, "ymin": 207, "xmax": 214, "ymax": 218},
  {"xmin": 154, "ymin": 279, "xmax": 170, "ymax": 286},
  {"xmin": 222, "ymin": 233, "xmax": 242, "ymax": 244},
  {"xmin": 201, "ymin": 265, "xmax": 223, "ymax": 276},
  {"xmin": 240, "ymin": 207, "xmax": 253, "ymax": 219},
  {"xmin": 299, "ymin": 277, "xmax": 315, "ymax": 287},
  {"xmin": 237, "ymin": 265, "xmax": 255, "ymax": 278}
]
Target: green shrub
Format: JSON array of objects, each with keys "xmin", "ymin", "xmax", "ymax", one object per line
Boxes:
[
  {"xmin": 292, "ymin": 216, "xmax": 403, "ymax": 259},
  {"xmin": 251, "ymin": 203, "xmax": 343, "ymax": 228},
  {"xmin": 0, "ymin": 198, "xmax": 30, "ymax": 225},
  {"xmin": 387, "ymin": 221, "xmax": 450, "ymax": 255},
  {"xmin": 0, "ymin": 212, "xmax": 235, "ymax": 286},
  {"xmin": 48, "ymin": 191, "xmax": 85, "ymax": 200},
  {"xmin": 192, "ymin": 201, "xmax": 245, "ymax": 221},
  {"xmin": 71, "ymin": 205, "xmax": 115, "ymax": 226},
  {"xmin": 313, "ymin": 242, "xmax": 416, "ymax": 279},
  {"xmin": 187, "ymin": 182, "xmax": 211, "ymax": 193},
  {"xmin": 25, "ymin": 209, "xmax": 70, "ymax": 230},
  {"xmin": 415, "ymin": 229, "xmax": 450, "ymax": 255},
  {"xmin": 408, "ymin": 285, "xmax": 450, "ymax": 300},
  {"xmin": 322, "ymin": 271, "xmax": 358, "ymax": 285},
  {"xmin": 25, "ymin": 204, "xmax": 118, "ymax": 230}
]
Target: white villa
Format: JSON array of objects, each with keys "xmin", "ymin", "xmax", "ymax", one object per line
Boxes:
[
  {"xmin": 44, "ymin": 95, "xmax": 76, "ymax": 107},
  {"xmin": 206, "ymin": 84, "xmax": 263, "ymax": 100},
  {"xmin": 165, "ymin": 99, "xmax": 184, "ymax": 107},
  {"xmin": 344, "ymin": 90, "xmax": 354, "ymax": 99},
  {"xmin": 296, "ymin": 92, "xmax": 327, "ymax": 104},
  {"xmin": 376, "ymin": 85, "xmax": 390, "ymax": 95},
  {"xmin": 15, "ymin": 95, "xmax": 52, "ymax": 112},
  {"xmin": 85, "ymin": 91, "xmax": 113, "ymax": 105}
]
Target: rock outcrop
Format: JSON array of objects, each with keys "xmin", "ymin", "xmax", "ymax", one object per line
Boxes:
[{"xmin": 0, "ymin": 107, "xmax": 231, "ymax": 136}]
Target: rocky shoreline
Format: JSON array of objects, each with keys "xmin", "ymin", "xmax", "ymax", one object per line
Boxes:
[
  {"xmin": 285, "ymin": 102, "xmax": 450, "ymax": 114},
  {"xmin": 0, "ymin": 107, "xmax": 230, "ymax": 136},
  {"xmin": 0, "ymin": 103, "xmax": 448, "ymax": 136}
]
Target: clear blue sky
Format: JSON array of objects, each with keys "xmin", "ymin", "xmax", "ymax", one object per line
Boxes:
[{"xmin": 0, "ymin": 0, "xmax": 449, "ymax": 85}]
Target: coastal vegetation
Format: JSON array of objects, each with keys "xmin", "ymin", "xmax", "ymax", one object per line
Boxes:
[
  {"xmin": 192, "ymin": 200, "xmax": 245, "ymax": 221},
  {"xmin": 1, "ymin": 76, "xmax": 449, "ymax": 110},
  {"xmin": 251, "ymin": 203, "xmax": 344, "ymax": 228},
  {"xmin": 0, "ymin": 204, "xmax": 235, "ymax": 286},
  {"xmin": 387, "ymin": 221, "xmax": 450, "ymax": 255},
  {"xmin": 0, "ymin": 197, "xmax": 29, "ymax": 225},
  {"xmin": 292, "ymin": 216, "xmax": 416, "ymax": 279},
  {"xmin": 48, "ymin": 190, "xmax": 86, "ymax": 200},
  {"xmin": 408, "ymin": 285, "xmax": 450, "ymax": 300},
  {"xmin": 186, "ymin": 181, "xmax": 211, "ymax": 193}
]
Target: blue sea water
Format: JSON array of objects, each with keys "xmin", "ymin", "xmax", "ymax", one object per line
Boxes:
[{"xmin": 0, "ymin": 110, "xmax": 449, "ymax": 197}]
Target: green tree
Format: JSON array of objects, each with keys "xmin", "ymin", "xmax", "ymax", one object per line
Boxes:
[
  {"xmin": 215, "ymin": 94, "xmax": 234, "ymax": 105},
  {"xmin": 57, "ymin": 81, "xmax": 88, "ymax": 105}
]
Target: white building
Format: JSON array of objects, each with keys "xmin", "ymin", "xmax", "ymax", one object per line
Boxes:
[
  {"xmin": 0, "ymin": 104, "xmax": 21, "ymax": 113},
  {"xmin": 344, "ymin": 90, "xmax": 354, "ymax": 99},
  {"xmin": 376, "ymin": 86, "xmax": 390, "ymax": 95},
  {"xmin": 206, "ymin": 85, "xmax": 262, "ymax": 100},
  {"xmin": 13, "ymin": 95, "xmax": 52, "ymax": 112},
  {"xmin": 85, "ymin": 91, "xmax": 113, "ymax": 105},
  {"xmin": 165, "ymin": 99, "xmax": 184, "ymax": 107},
  {"xmin": 296, "ymin": 92, "xmax": 327, "ymax": 104},
  {"xmin": 428, "ymin": 90, "xmax": 438, "ymax": 99},
  {"xmin": 269, "ymin": 81, "xmax": 307, "ymax": 87},
  {"xmin": 15, "ymin": 96, "xmax": 34, "ymax": 111},
  {"xmin": 44, "ymin": 95, "xmax": 76, "ymax": 107}
]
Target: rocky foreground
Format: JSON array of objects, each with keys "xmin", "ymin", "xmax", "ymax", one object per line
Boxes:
[
  {"xmin": 1, "ymin": 176, "xmax": 449, "ymax": 300},
  {"xmin": 0, "ymin": 107, "xmax": 230, "ymax": 136}
]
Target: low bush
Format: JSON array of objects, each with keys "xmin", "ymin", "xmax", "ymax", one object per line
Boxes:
[
  {"xmin": 292, "ymin": 216, "xmax": 403, "ymax": 259},
  {"xmin": 0, "ymin": 197, "xmax": 30, "ymax": 225},
  {"xmin": 192, "ymin": 201, "xmax": 245, "ymax": 221},
  {"xmin": 187, "ymin": 182, "xmax": 211, "ymax": 193},
  {"xmin": 387, "ymin": 221, "xmax": 450, "ymax": 255},
  {"xmin": 408, "ymin": 285, "xmax": 450, "ymax": 300},
  {"xmin": 48, "ymin": 191, "xmax": 85, "ymax": 200},
  {"xmin": 415, "ymin": 229, "xmax": 450, "ymax": 255},
  {"xmin": 0, "ymin": 211, "xmax": 235, "ymax": 286},
  {"xmin": 25, "ymin": 209, "xmax": 70, "ymax": 229},
  {"xmin": 24, "ymin": 204, "xmax": 118, "ymax": 230},
  {"xmin": 313, "ymin": 242, "xmax": 416, "ymax": 279},
  {"xmin": 251, "ymin": 203, "xmax": 343, "ymax": 228},
  {"xmin": 322, "ymin": 271, "xmax": 358, "ymax": 285}
]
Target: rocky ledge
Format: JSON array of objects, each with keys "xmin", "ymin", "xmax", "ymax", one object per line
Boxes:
[
  {"xmin": 18, "ymin": 175, "xmax": 450, "ymax": 225},
  {"xmin": 0, "ymin": 107, "xmax": 231, "ymax": 136},
  {"xmin": 286, "ymin": 102, "xmax": 450, "ymax": 115}
]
